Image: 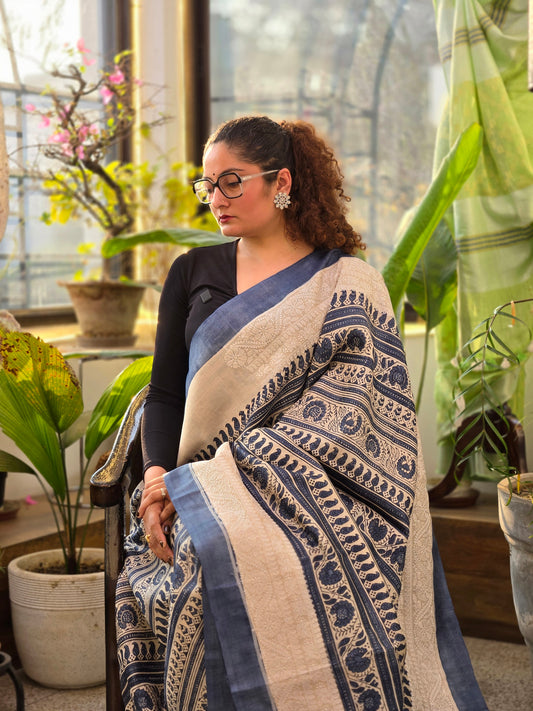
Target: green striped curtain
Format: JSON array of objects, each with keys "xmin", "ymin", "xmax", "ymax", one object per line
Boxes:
[{"xmin": 433, "ymin": 0, "xmax": 533, "ymax": 477}]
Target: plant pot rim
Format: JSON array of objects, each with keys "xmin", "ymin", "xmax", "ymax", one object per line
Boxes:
[
  {"xmin": 497, "ymin": 472, "xmax": 533, "ymax": 492},
  {"xmin": 58, "ymin": 279, "xmax": 146, "ymax": 290},
  {"xmin": 8, "ymin": 547, "xmax": 105, "ymax": 580}
]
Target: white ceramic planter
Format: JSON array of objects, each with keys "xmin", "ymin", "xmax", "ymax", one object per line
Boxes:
[
  {"xmin": 8, "ymin": 547, "xmax": 105, "ymax": 688},
  {"xmin": 497, "ymin": 474, "xmax": 533, "ymax": 670}
]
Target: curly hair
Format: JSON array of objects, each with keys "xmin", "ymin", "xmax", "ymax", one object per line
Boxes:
[{"xmin": 203, "ymin": 116, "xmax": 365, "ymax": 255}]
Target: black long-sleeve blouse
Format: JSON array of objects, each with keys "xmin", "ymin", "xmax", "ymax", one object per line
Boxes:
[{"xmin": 141, "ymin": 240, "xmax": 238, "ymax": 472}]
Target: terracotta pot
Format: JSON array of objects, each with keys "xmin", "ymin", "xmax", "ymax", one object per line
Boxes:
[
  {"xmin": 497, "ymin": 473, "xmax": 533, "ymax": 671},
  {"xmin": 60, "ymin": 280, "xmax": 145, "ymax": 347},
  {"xmin": 8, "ymin": 548, "xmax": 105, "ymax": 688}
]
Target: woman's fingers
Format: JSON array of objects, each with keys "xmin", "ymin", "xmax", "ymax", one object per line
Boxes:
[
  {"xmin": 139, "ymin": 473, "xmax": 175, "ymax": 563},
  {"xmin": 142, "ymin": 503, "xmax": 174, "ymax": 564},
  {"xmin": 138, "ymin": 481, "xmax": 169, "ymax": 518}
]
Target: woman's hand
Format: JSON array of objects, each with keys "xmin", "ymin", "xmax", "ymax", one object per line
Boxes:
[{"xmin": 138, "ymin": 466, "xmax": 176, "ymax": 564}]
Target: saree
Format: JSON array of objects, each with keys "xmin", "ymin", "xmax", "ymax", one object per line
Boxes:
[{"xmin": 116, "ymin": 249, "xmax": 486, "ymax": 710}]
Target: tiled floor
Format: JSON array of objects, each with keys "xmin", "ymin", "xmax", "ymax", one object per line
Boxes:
[{"xmin": 1, "ymin": 637, "xmax": 532, "ymax": 710}]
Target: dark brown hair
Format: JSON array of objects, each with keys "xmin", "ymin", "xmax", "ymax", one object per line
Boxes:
[{"xmin": 203, "ymin": 116, "xmax": 365, "ymax": 254}]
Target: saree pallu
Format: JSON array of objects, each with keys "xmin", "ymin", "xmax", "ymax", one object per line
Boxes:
[{"xmin": 116, "ymin": 250, "xmax": 486, "ymax": 710}]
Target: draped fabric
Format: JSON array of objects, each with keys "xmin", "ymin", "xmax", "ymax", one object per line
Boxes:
[
  {"xmin": 432, "ymin": 0, "xmax": 533, "ymax": 466},
  {"xmin": 116, "ymin": 250, "xmax": 486, "ymax": 710}
]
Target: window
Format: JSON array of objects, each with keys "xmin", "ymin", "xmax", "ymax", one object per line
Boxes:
[
  {"xmin": 209, "ymin": 0, "xmax": 445, "ymax": 271},
  {"xmin": 1, "ymin": 0, "xmax": 106, "ymax": 311}
]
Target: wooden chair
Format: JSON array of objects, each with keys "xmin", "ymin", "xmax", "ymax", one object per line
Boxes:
[
  {"xmin": 90, "ymin": 386, "xmax": 147, "ymax": 711},
  {"xmin": 90, "ymin": 394, "xmax": 528, "ymax": 710}
]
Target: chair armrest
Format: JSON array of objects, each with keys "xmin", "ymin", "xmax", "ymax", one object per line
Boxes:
[{"xmin": 90, "ymin": 385, "xmax": 148, "ymax": 508}]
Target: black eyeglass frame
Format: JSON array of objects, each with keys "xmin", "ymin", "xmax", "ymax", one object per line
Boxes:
[{"xmin": 192, "ymin": 169, "xmax": 279, "ymax": 204}]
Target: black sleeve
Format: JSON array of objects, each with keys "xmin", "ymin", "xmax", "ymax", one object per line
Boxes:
[
  {"xmin": 141, "ymin": 256, "xmax": 189, "ymax": 473},
  {"xmin": 140, "ymin": 241, "xmax": 237, "ymax": 473}
]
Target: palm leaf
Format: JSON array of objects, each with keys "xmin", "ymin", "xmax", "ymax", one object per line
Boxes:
[
  {"xmin": 0, "ymin": 371, "xmax": 66, "ymax": 494},
  {"xmin": 0, "ymin": 450, "xmax": 36, "ymax": 474},
  {"xmin": 0, "ymin": 328, "xmax": 83, "ymax": 433},
  {"xmin": 85, "ymin": 355, "xmax": 153, "ymax": 460}
]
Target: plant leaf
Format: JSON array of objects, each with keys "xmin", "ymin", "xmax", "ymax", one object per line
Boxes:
[
  {"xmin": 0, "ymin": 372, "xmax": 66, "ymax": 494},
  {"xmin": 0, "ymin": 450, "xmax": 36, "ymax": 474},
  {"xmin": 0, "ymin": 327, "xmax": 83, "ymax": 433},
  {"xmin": 406, "ymin": 220, "xmax": 457, "ymax": 330},
  {"xmin": 84, "ymin": 356, "xmax": 153, "ymax": 460},
  {"xmin": 101, "ymin": 228, "xmax": 231, "ymax": 257},
  {"xmin": 382, "ymin": 122, "xmax": 483, "ymax": 314},
  {"xmin": 62, "ymin": 411, "xmax": 92, "ymax": 449}
]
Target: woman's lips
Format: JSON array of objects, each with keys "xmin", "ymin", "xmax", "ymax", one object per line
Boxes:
[{"xmin": 218, "ymin": 214, "xmax": 233, "ymax": 224}]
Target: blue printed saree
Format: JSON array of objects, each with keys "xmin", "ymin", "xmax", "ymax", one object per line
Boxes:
[{"xmin": 116, "ymin": 250, "xmax": 486, "ymax": 710}]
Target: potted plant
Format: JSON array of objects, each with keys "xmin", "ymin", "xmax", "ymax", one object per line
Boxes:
[
  {"xmin": 23, "ymin": 40, "xmax": 225, "ymax": 347},
  {"xmin": 0, "ymin": 316, "xmax": 153, "ymax": 687},
  {"xmin": 453, "ymin": 298, "xmax": 533, "ymax": 667}
]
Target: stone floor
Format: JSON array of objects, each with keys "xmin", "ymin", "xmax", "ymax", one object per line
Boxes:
[{"xmin": 1, "ymin": 636, "xmax": 531, "ymax": 710}]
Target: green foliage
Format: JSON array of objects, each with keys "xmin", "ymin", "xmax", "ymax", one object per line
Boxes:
[
  {"xmin": 102, "ymin": 227, "xmax": 229, "ymax": 258},
  {"xmin": 454, "ymin": 299, "xmax": 532, "ymax": 480},
  {"xmin": 382, "ymin": 122, "xmax": 482, "ymax": 317},
  {"xmin": 0, "ymin": 324, "xmax": 153, "ymax": 572},
  {"xmin": 406, "ymin": 220, "xmax": 457, "ymax": 330}
]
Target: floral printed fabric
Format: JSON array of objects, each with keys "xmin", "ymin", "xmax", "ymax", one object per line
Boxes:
[{"xmin": 116, "ymin": 250, "xmax": 485, "ymax": 710}]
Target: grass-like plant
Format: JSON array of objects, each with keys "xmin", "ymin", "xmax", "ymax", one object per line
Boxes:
[{"xmin": 453, "ymin": 298, "xmax": 532, "ymax": 492}]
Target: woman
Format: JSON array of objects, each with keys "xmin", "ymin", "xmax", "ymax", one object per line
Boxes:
[{"xmin": 116, "ymin": 116, "xmax": 486, "ymax": 710}]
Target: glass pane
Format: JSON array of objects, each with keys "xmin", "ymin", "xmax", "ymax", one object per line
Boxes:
[
  {"xmin": 210, "ymin": 0, "xmax": 446, "ymax": 271},
  {"xmin": 1, "ymin": 0, "xmax": 103, "ymax": 310}
]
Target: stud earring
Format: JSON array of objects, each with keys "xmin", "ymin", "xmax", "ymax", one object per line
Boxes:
[{"xmin": 274, "ymin": 192, "xmax": 291, "ymax": 210}]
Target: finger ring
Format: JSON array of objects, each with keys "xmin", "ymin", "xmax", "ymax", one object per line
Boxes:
[
  {"xmin": 145, "ymin": 533, "xmax": 152, "ymax": 544},
  {"xmin": 161, "ymin": 487, "xmax": 166, "ymax": 498}
]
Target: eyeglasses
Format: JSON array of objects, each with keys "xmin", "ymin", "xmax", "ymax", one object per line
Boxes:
[{"xmin": 192, "ymin": 169, "xmax": 279, "ymax": 204}]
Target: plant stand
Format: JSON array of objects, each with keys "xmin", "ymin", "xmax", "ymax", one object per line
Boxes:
[
  {"xmin": 0, "ymin": 647, "xmax": 24, "ymax": 711},
  {"xmin": 497, "ymin": 473, "xmax": 533, "ymax": 672}
]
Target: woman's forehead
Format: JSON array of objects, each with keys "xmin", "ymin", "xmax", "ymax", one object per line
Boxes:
[{"xmin": 203, "ymin": 142, "xmax": 255, "ymax": 176}]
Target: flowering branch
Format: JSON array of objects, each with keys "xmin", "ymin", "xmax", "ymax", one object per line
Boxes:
[{"xmin": 25, "ymin": 41, "xmax": 168, "ymax": 279}]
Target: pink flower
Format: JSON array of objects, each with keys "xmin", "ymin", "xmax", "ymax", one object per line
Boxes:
[
  {"xmin": 78, "ymin": 124, "xmax": 90, "ymax": 141},
  {"xmin": 76, "ymin": 37, "xmax": 96, "ymax": 66},
  {"xmin": 58, "ymin": 103, "xmax": 71, "ymax": 121},
  {"xmin": 108, "ymin": 66, "xmax": 125, "ymax": 85},
  {"xmin": 100, "ymin": 86, "xmax": 114, "ymax": 105},
  {"xmin": 89, "ymin": 123, "xmax": 99, "ymax": 135},
  {"xmin": 48, "ymin": 129, "xmax": 71, "ymax": 144},
  {"xmin": 76, "ymin": 145, "xmax": 85, "ymax": 160},
  {"xmin": 39, "ymin": 115, "xmax": 51, "ymax": 128},
  {"xmin": 25, "ymin": 103, "xmax": 36, "ymax": 112}
]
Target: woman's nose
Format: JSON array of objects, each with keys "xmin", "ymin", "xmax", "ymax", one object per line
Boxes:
[{"xmin": 210, "ymin": 185, "xmax": 229, "ymax": 208}]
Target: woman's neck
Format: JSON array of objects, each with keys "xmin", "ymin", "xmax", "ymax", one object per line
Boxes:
[{"xmin": 235, "ymin": 235, "xmax": 313, "ymax": 294}]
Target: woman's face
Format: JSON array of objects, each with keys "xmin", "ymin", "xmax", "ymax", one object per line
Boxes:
[{"xmin": 202, "ymin": 142, "xmax": 283, "ymax": 240}]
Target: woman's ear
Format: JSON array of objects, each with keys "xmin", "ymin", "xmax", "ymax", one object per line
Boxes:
[{"xmin": 276, "ymin": 167, "xmax": 292, "ymax": 193}]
